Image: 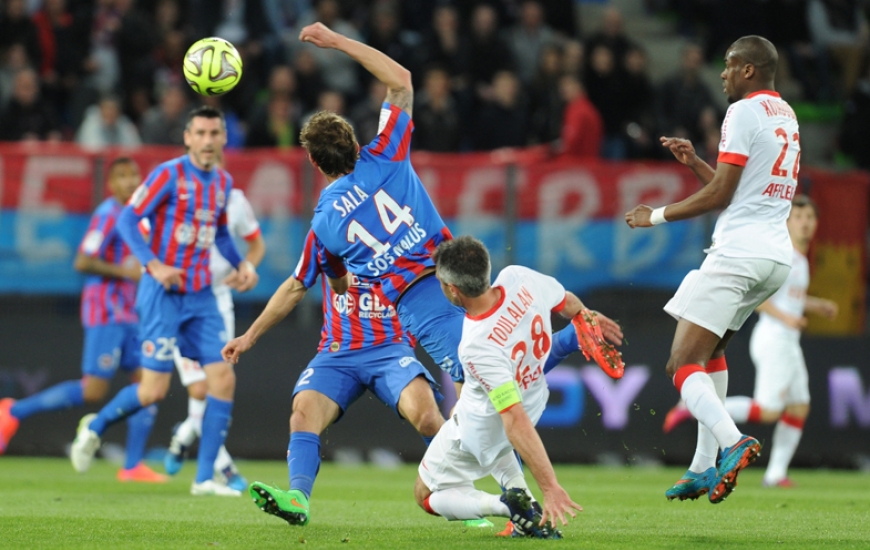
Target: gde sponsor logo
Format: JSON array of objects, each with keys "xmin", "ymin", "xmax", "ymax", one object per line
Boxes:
[{"xmin": 333, "ymin": 292, "xmax": 356, "ymax": 315}]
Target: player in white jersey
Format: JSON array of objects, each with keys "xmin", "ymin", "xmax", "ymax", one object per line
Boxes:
[
  {"xmin": 663, "ymin": 196, "xmax": 837, "ymax": 487},
  {"xmin": 626, "ymin": 35, "xmax": 798, "ymax": 504},
  {"xmin": 414, "ymin": 236, "xmax": 622, "ymax": 538},
  {"xmin": 165, "ymin": 186, "xmax": 266, "ymax": 491}
]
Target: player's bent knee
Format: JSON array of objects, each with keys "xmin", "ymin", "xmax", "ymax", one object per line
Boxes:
[
  {"xmin": 82, "ymin": 377, "xmax": 110, "ymax": 403},
  {"xmin": 414, "ymin": 407, "xmax": 445, "ymax": 438},
  {"xmin": 414, "ymin": 476, "xmax": 432, "ymax": 510},
  {"xmin": 187, "ymin": 380, "xmax": 208, "ymax": 400},
  {"xmin": 784, "ymin": 403, "xmax": 810, "ymax": 419}
]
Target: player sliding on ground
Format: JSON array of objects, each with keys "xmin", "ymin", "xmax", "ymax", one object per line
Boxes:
[
  {"xmin": 626, "ymin": 35, "xmax": 799, "ymax": 503},
  {"xmin": 664, "ymin": 195, "xmax": 837, "ymax": 488},
  {"xmin": 287, "ymin": 22, "xmax": 623, "ymax": 406},
  {"xmin": 0, "ymin": 158, "xmax": 165, "ymax": 483},
  {"xmin": 415, "ymin": 236, "xmax": 617, "ymax": 538}
]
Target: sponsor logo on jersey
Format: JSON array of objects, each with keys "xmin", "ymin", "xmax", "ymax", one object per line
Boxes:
[
  {"xmin": 516, "ymin": 363, "xmax": 543, "ymax": 391},
  {"xmin": 330, "ymin": 342, "xmax": 340, "ymax": 352},
  {"xmin": 217, "ymin": 190, "xmax": 226, "ymax": 209},
  {"xmin": 141, "ymin": 340, "xmax": 156, "ymax": 358},
  {"xmin": 399, "ymin": 356, "xmax": 416, "ymax": 368},
  {"xmin": 333, "ymin": 292, "xmax": 356, "ymax": 315},
  {"xmin": 98, "ymin": 353, "xmax": 115, "ymax": 370},
  {"xmin": 81, "ymin": 230, "xmax": 104, "ymax": 255}
]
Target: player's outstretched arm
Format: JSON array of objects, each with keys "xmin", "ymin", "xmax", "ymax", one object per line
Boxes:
[
  {"xmin": 222, "ymin": 276, "xmax": 308, "ymax": 364},
  {"xmin": 660, "ymin": 137, "xmax": 715, "ymax": 185},
  {"xmin": 756, "ymin": 299, "xmax": 807, "ymax": 330},
  {"xmin": 74, "ymin": 253, "xmax": 141, "ymax": 282},
  {"xmin": 299, "ymin": 22, "xmax": 413, "ymax": 116},
  {"xmin": 559, "ymin": 292, "xmax": 623, "ymax": 345},
  {"xmin": 116, "ymin": 205, "xmax": 183, "ymax": 289},
  {"xmin": 804, "ymin": 296, "xmax": 839, "ymax": 320},
  {"xmin": 625, "ymin": 162, "xmax": 743, "ymax": 228}
]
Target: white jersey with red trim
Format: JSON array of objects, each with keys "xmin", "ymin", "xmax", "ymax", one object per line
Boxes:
[
  {"xmin": 753, "ymin": 248, "xmax": 808, "ymax": 342},
  {"xmin": 711, "ymin": 90, "xmax": 798, "ymax": 266},
  {"xmin": 453, "ymin": 265, "xmax": 567, "ymax": 466},
  {"xmin": 210, "ymin": 189, "xmax": 261, "ymax": 288}
]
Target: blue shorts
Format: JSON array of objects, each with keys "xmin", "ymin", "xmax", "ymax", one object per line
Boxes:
[
  {"xmin": 136, "ymin": 274, "xmax": 226, "ymax": 372},
  {"xmin": 292, "ymin": 344, "xmax": 442, "ymax": 420},
  {"xmin": 81, "ymin": 324, "xmax": 140, "ymax": 379},
  {"xmin": 396, "ymin": 274, "xmax": 466, "ymax": 382}
]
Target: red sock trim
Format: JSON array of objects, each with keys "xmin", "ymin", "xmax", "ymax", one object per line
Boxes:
[
  {"xmin": 422, "ymin": 496, "xmax": 439, "ymax": 516},
  {"xmin": 780, "ymin": 414, "xmax": 805, "ymax": 429},
  {"xmin": 748, "ymin": 402, "xmax": 762, "ymax": 423},
  {"xmin": 706, "ymin": 356, "xmax": 728, "ymax": 373},
  {"xmin": 673, "ymin": 364, "xmax": 705, "ymax": 393}
]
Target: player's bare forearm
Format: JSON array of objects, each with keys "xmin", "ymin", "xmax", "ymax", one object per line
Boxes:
[
  {"xmin": 650, "ymin": 163, "xmax": 743, "ymax": 224},
  {"xmin": 804, "ymin": 296, "xmax": 839, "ymax": 319},
  {"xmin": 689, "ymin": 160, "xmax": 716, "ymax": 186},
  {"xmin": 660, "ymin": 137, "xmax": 715, "ymax": 185},
  {"xmin": 501, "ymin": 404, "xmax": 559, "ymax": 493},
  {"xmin": 245, "ymin": 234, "xmax": 266, "ymax": 268},
  {"xmin": 73, "ymin": 253, "xmax": 140, "ymax": 281},
  {"xmin": 557, "ymin": 292, "xmax": 585, "ymax": 319},
  {"xmin": 246, "ymin": 276, "xmax": 308, "ymax": 342}
]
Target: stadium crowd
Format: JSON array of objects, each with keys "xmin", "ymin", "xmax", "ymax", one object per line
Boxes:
[{"xmin": 0, "ymin": 0, "xmax": 866, "ymax": 164}]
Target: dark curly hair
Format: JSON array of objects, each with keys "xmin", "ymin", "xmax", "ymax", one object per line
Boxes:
[{"xmin": 300, "ymin": 111, "xmax": 359, "ymax": 177}]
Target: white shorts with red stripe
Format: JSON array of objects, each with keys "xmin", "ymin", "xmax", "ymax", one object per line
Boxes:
[{"xmin": 749, "ymin": 325, "xmax": 810, "ymax": 410}]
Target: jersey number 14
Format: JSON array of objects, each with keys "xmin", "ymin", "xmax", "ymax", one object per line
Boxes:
[{"xmin": 346, "ymin": 190, "xmax": 415, "ymax": 257}]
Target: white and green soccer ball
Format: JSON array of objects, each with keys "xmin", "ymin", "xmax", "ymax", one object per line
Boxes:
[{"xmin": 183, "ymin": 37, "xmax": 243, "ymax": 96}]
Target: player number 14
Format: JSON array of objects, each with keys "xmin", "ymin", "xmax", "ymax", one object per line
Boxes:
[{"xmin": 346, "ymin": 190, "xmax": 414, "ymax": 257}]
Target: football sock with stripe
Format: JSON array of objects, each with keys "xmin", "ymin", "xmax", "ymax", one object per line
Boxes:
[
  {"xmin": 9, "ymin": 379, "xmax": 84, "ymax": 421},
  {"xmin": 427, "ymin": 487, "xmax": 510, "ymax": 520},
  {"xmin": 288, "ymin": 431, "xmax": 321, "ymax": 499},
  {"xmin": 195, "ymin": 396, "xmax": 233, "ymax": 484},
  {"xmin": 675, "ymin": 365, "xmax": 741, "ymax": 450},
  {"xmin": 724, "ymin": 396, "xmax": 762, "ymax": 423},
  {"xmin": 543, "ymin": 326, "xmax": 579, "ymax": 374},
  {"xmin": 89, "ymin": 384, "xmax": 143, "ymax": 436},
  {"xmin": 124, "ymin": 404, "xmax": 158, "ymax": 470},
  {"xmin": 175, "ymin": 397, "xmax": 206, "ymax": 447},
  {"xmin": 764, "ymin": 414, "xmax": 804, "ymax": 483},
  {"xmin": 690, "ymin": 357, "xmax": 729, "ymax": 473}
]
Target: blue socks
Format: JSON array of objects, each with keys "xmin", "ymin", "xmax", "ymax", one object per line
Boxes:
[
  {"xmin": 544, "ymin": 325, "xmax": 579, "ymax": 374},
  {"xmin": 123, "ymin": 404, "xmax": 158, "ymax": 470},
  {"xmin": 288, "ymin": 431, "xmax": 321, "ymax": 498},
  {"xmin": 89, "ymin": 384, "xmax": 143, "ymax": 436},
  {"xmin": 10, "ymin": 380, "xmax": 84, "ymax": 421},
  {"xmin": 196, "ymin": 396, "xmax": 233, "ymax": 483}
]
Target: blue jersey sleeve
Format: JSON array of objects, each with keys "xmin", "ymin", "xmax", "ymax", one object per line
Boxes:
[
  {"xmin": 78, "ymin": 210, "xmax": 114, "ymax": 259},
  {"xmin": 361, "ymin": 103, "xmax": 414, "ymax": 163},
  {"xmin": 293, "ymin": 229, "xmax": 347, "ymax": 288}
]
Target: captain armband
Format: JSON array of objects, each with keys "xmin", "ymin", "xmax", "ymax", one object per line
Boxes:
[{"xmin": 489, "ymin": 381, "xmax": 522, "ymax": 413}]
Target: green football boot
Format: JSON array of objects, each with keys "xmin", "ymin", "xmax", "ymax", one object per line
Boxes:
[
  {"xmin": 462, "ymin": 518, "xmax": 495, "ymax": 528},
  {"xmin": 249, "ymin": 482, "xmax": 310, "ymax": 526}
]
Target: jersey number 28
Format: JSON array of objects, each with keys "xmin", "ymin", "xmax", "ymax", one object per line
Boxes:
[{"xmin": 346, "ymin": 190, "xmax": 414, "ymax": 257}]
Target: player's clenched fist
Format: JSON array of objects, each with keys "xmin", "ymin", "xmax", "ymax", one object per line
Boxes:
[
  {"xmin": 224, "ymin": 260, "xmax": 259, "ymax": 292},
  {"xmin": 222, "ymin": 333, "xmax": 254, "ymax": 365},
  {"xmin": 147, "ymin": 259, "xmax": 184, "ymax": 290},
  {"xmin": 299, "ymin": 22, "xmax": 341, "ymax": 49},
  {"xmin": 625, "ymin": 204, "xmax": 654, "ymax": 228}
]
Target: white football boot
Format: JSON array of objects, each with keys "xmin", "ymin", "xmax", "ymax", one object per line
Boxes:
[
  {"xmin": 191, "ymin": 479, "xmax": 242, "ymax": 497},
  {"xmin": 70, "ymin": 413, "xmax": 100, "ymax": 473}
]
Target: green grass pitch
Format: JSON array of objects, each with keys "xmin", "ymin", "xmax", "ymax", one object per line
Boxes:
[{"xmin": 1, "ymin": 457, "xmax": 869, "ymax": 549}]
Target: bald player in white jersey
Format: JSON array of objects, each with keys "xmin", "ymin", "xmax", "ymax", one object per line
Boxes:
[
  {"xmin": 166, "ymin": 187, "xmax": 266, "ymax": 490},
  {"xmin": 626, "ymin": 35, "xmax": 799, "ymax": 504},
  {"xmin": 414, "ymin": 236, "xmax": 622, "ymax": 539}
]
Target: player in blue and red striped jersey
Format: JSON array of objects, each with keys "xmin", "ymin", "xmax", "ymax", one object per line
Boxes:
[
  {"xmin": 222, "ymin": 228, "xmax": 444, "ymax": 526},
  {"xmin": 294, "ymin": 23, "xmax": 624, "ymax": 398},
  {"xmin": 69, "ymin": 106, "xmax": 259, "ymax": 497},
  {"xmin": 0, "ymin": 158, "xmax": 166, "ymax": 482}
]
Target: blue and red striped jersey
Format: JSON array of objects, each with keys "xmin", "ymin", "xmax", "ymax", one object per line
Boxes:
[
  {"xmin": 79, "ymin": 197, "xmax": 138, "ymax": 328},
  {"xmin": 310, "ymin": 103, "xmax": 453, "ymax": 304},
  {"xmin": 294, "ymin": 229, "xmax": 412, "ymax": 353},
  {"xmin": 125, "ymin": 155, "xmax": 234, "ymax": 292}
]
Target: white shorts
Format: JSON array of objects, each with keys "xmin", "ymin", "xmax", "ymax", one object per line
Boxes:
[
  {"xmin": 173, "ymin": 284, "xmax": 235, "ymax": 387},
  {"xmin": 665, "ymin": 254, "xmax": 790, "ymax": 338},
  {"xmin": 418, "ymin": 416, "xmax": 515, "ymax": 492},
  {"xmin": 749, "ymin": 327, "xmax": 810, "ymax": 409}
]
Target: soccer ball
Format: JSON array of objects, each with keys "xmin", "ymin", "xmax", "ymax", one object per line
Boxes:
[{"xmin": 183, "ymin": 37, "xmax": 243, "ymax": 96}]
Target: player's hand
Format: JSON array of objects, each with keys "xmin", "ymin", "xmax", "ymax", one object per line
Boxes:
[
  {"xmin": 299, "ymin": 22, "xmax": 342, "ymax": 49},
  {"xmin": 540, "ymin": 485, "xmax": 583, "ymax": 527},
  {"xmin": 222, "ymin": 333, "xmax": 254, "ymax": 364},
  {"xmin": 660, "ymin": 136, "xmax": 699, "ymax": 167},
  {"xmin": 783, "ymin": 314, "xmax": 808, "ymax": 330},
  {"xmin": 147, "ymin": 260, "xmax": 184, "ymax": 290},
  {"xmin": 625, "ymin": 204, "xmax": 653, "ymax": 228},
  {"xmin": 593, "ymin": 311, "xmax": 623, "ymax": 346},
  {"xmin": 818, "ymin": 299, "xmax": 839, "ymax": 320},
  {"xmin": 228, "ymin": 261, "xmax": 259, "ymax": 292}
]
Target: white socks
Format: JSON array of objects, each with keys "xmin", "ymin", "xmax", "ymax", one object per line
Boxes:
[
  {"xmin": 175, "ymin": 397, "xmax": 236, "ymax": 477},
  {"xmin": 679, "ymin": 369, "xmax": 742, "ymax": 451},
  {"xmin": 764, "ymin": 416, "xmax": 804, "ymax": 484},
  {"xmin": 427, "ymin": 487, "xmax": 510, "ymax": 520},
  {"xmin": 724, "ymin": 396, "xmax": 755, "ymax": 423}
]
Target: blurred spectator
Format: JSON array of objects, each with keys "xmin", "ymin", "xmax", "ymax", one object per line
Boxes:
[
  {"xmin": 471, "ymin": 71, "xmax": 528, "ymax": 150},
  {"xmin": 116, "ymin": 0, "xmax": 157, "ymax": 93},
  {"xmin": 202, "ymin": 95, "xmax": 245, "ymax": 148},
  {"xmin": 585, "ymin": 7, "xmax": 635, "ymax": 71},
  {"xmin": 808, "ymin": 0, "xmax": 867, "ymax": 98},
  {"xmin": 32, "ymin": 0, "xmax": 74, "ymax": 81},
  {"xmin": 506, "ymin": 1, "xmax": 559, "ymax": 84},
  {"xmin": 248, "ymin": 65, "xmax": 303, "ymax": 131},
  {"xmin": 148, "ymin": 29, "xmax": 187, "ymax": 100},
  {"xmin": 293, "ymin": 48, "xmax": 325, "ymax": 112},
  {"xmin": 0, "ymin": 0, "xmax": 42, "ymax": 70},
  {"xmin": 139, "ymin": 85, "xmax": 189, "ymax": 145},
  {"xmin": 0, "ymin": 68, "xmax": 61, "ymax": 141},
  {"xmin": 296, "ymin": 0, "xmax": 362, "ymax": 97},
  {"xmin": 768, "ymin": 0, "xmax": 820, "ymax": 100},
  {"xmin": 529, "ymin": 44, "xmax": 565, "ymax": 144},
  {"xmin": 622, "ymin": 47, "xmax": 657, "ymax": 159},
  {"xmin": 153, "ymin": 0, "xmax": 186, "ymax": 39},
  {"xmin": 246, "ymin": 95, "xmax": 296, "ymax": 147},
  {"xmin": 349, "ymin": 79, "xmax": 386, "ymax": 145},
  {"xmin": 561, "ymin": 39, "xmax": 584, "ymax": 77},
  {"xmin": 585, "ymin": 44, "xmax": 628, "ymax": 159},
  {"xmin": 366, "ymin": 3, "xmax": 422, "ymax": 83},
  {"xmin": 421, "ymin": 5, "xmax": 469, "ymax": 81},
  {"xmin": 656, "ymin": 44, "xmax": 719, "ymax": 147},
  {"xmin": 0, "ymin": 43, "xmax": 31, "ymax": 108},
  {"xmin": 413, "ymin": 66, "xmax": 461, "ymax": 152},
  {"xmin": 301, "ymin": 89, "xmax": 346, "ymax": 127},
  {"xmin": 839, "ymin": 65, "xmax": 870, "ymax": 168},
  {"xmin": 467, "ymin": 4, "xmax": 515, "ymax": 90},
  {"xmin": 84, "ymin": 0, "xmax": 124, "ymax": 94},
  {"xmin": 558, "ymin": 74, "xmax": 602, "ymax": 158},
  {"xmin": 539, "ymin": 0, "xmax": 578, "ymax": 37},
  {"xmin": 75, "ymin": 94, "xmax": 141, "ymax": 149}
]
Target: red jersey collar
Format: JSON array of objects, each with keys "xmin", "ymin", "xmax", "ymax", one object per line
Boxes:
[
  {"xmin": 466, "ymin": 286, "xmax": 505, "ymax": 321},
  {"xmin": 746, "ymin": 90, "xmax": 780, "ymax": 99}
]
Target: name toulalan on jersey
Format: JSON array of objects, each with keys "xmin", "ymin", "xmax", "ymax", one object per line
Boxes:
[{"xmin": 485, "ymin": 286, "xmax": 536, "ymax": 347}]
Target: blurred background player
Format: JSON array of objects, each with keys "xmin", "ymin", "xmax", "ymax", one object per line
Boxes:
[
  {"xmin": 415, "ymin": 236, "xmax": 605, "ymax": 538},
  {"xmin": 626, "ymin": 36, "xmax": 798, "ymax": 503},
  {"xmin": 664, "ymin": 195, "xmax": 838, "ymax": 487},
  {"xmin": 0, "ymin": 157, "xmax": 165, "ymax": 483},
  {"xmin": 164, "ymin": 153, "xmax": 266, "ymax": 493},
  {"xmin": 295, "ymin": 22, "xmax": 622, "ymax": 407},
  {"xmin": 68, "ymin": 106, "xmax": 259, "ymax": 496},
  {"xmin": 223, "ymin": 228, "xmax": 443, "ymax": 527}
]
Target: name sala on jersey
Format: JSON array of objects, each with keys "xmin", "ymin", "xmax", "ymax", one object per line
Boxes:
[{"xmin": 332, "ymin": 184, "xmax": 429, "ymax": 277}]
